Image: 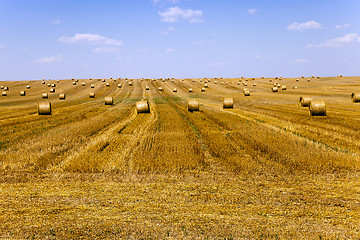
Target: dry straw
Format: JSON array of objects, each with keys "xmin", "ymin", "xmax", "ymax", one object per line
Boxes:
[
  {"xmin": 351, "ymin": 93, "xmax": 360, "ymax": 102},
  {"xmin": 272, "ymin": 87, "xmax": 278, "ymax": 92},
  {"xmin": 223, "ymin": 98, "xmax": 234, "ymax": 108},
  {"xmin": 300, "ymin": 96, "xmax": 312, "ymax": 107},
  {"xmin": 38, "ymin": 102, "xmax": 51, "ymax": 115},
  {"xmin": 2, "ymin": 91, "xmax": 6, "ymax": 96},
  {"xmin": 136, "ymin": 100, "xmax": 150, "ymax": 113},
  {"xmin": 89, "ymin": 92, "xmax": 95, "ymax": 98},
  {"xmin": 309, "ymin": 100, "xmax": 326, "ymax": 116},
  {"xmin": 187, "ymin": 99, "xmax": 199, "ymax": 112},
  {"xmin": 105, "ymin": 96, "xmax": 113, "ymax": 105},
  {"xmin": 20, "ymin": 91, "xmax": 26, "ymax": 96},
  {"xmin": 42, "ymin": 93, "xmax": 48, "ymax": 99},
  {"xmin": 59, "ymin": 93, "xmax": 66, "ymax": 100}
]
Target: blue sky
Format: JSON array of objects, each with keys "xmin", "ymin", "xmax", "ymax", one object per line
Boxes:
[{"xmin": 0, "ymin": 0, "xmax": 359, "ymax": 80}]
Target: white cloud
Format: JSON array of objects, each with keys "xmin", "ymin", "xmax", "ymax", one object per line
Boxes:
[
  {"xmin": 248, "ymin": 8, "xmax": 257, "ymax": 15},
  {"xmin": 335, "ymin": 23, "xmax": 351, "ymax": 29},
  {"xmin": 254, "ymin": 54, "xmax": 272, "ymax": 60},
  {"xmin": 159, "ymin": 7, "xmax": 204, "ymax": 23},
  {"xmin": 53, "ymin": 20, "xmax": 61, "ymax": 25},
  {"xmin": 58, "ymin": 33, "xmax": 123, "ymax": 46},
  {"xmin": 36, "ymin": 55, "xmax": 62, "ymax": 63},
  {"xmin": 293, "ymin": 58, "xmax": 309, "ymax": 63},
  {"xmin": 93, "ymin": 47, "xmax": 119, "ymax": 53},
  {"xmin": 166, "ymin": 48, "xmax": 175, "ymax": 53},
  {"xmin": 306, "ymin": 33, "xmax": 360, "ymax": 48},
  {"xmin": 287, "ymin": 20, "xmax": 322, "ymax": 31},
  {"xmin": 162, "ymin": 26, "xmax": 175, "ymax": 35}
]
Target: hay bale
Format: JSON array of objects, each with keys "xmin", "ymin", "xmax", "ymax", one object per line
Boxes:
[
  {"xmin": 20, "ymin": 91, "xmax": 26, "ymax": 96},
  {"xmin": 293, "ymin": 86, "xmax": 298, "ymax": 89},
  {"xmin": 307, "ymin": 78, "xmax": 310, "ymax": 82},
  {"xmin": 262, "ymin": 76, "xmax": 264, "ymax": 79},
  {"xmin": 296, "ymin": 79, "xmax": 299, "ymax": 82},
  {"xmin": 128, "ymin": 82, "xmax": 133, "ymax": 86},
  {"xmin": 51, "ymin": 83, "xmax": 56, "ymax": 87},
  {"xmin": 106, "ymin": 83, "xmax": 110, "ymax": 87},
  {"xmin": 223, "ymin": 98, "xmax": 234, "ymax": 108},
  {"xmin": 281, "ymin": 85, "xmax": 287, "ymax": 90},
  {"xmin": 300, "ymin": 96, "xmax": 312, "ymax": 107},
  {"xmin": 27, "ymin": 85, "xmax": 31, "ymax": 89},
  {"xmin": 173, "ymin": 88, "xmax": 177, "ymax": 92},
  {"xmin": 42, "ymin": 81, "xmax": 45, "ymax": 84},
  {"xmin": 201, "ymin": 87, "xmax": 205, "ymax": 92},
  {"xmin": 117, "ymin": 84, "xmax": 122, "ymax": 88},
  {"xmin": 57, "ymin": 80, "xmax": 60, "ymax": 83},
  {"xmin": 351, "ymin": 93, "xmax": 360, "ymax": 102},
  {"xmin": 214, "ymin": 81, "xmax": 217, "ymax": 84},
  {"xmin": 102, "ymin": 79, "xmax": 106, "ymax": 82},
  {"xmin": 269, "ymin": 79, "xmax": 273, "ymax": 82},
  {"xmin": 243, "ymin": 82, "xmax": 247, "ymax": 86},
  {"xmin": 82, "ymin": 82, "xmax": 86, "ymax": 86},
  {"xmin": 42, "ymin": 93, "xmax": 48, "ymax": 99},
  {"xmin": 145, "ymin": 86, "xmax": 149, "ymax": 90},
  {"xmin": 89, "ymin": 92, "xmax": 95, "ymax": 98},
  {"xmin": 38, "ymin": 102, "xmax": 51, "ymax": 115},
  {"xmin": 91, "ymin": 84, "xmax": 95, "ymax": 88},
  {"xmin": 244, "ymin": 90, "xmax": 250, "ymax": 96},
  {"xmin": 0, "ymin": 86, "xmax": 3, "ymax": 89},
  {"xmin": 204, "ymin": 83, "xmax": 208, "ymax": 88},
  {"xmin": 50, "ymin": 88, "xmax": 55, "ymax": 93},
  {"xmin": 1, "ymin": 91, "xmax": 6, "ymax": 96},
  {"xmin": 272, "ymin": 87, "xmax": 278, "ymax": 92},
  {"xmin": 187, "ymin": 99, "xmax": 199, "ymax": 112},
  {"xmin": 277, "ymin": 84, "xmax": 281, "ymax": 88},
  {"xmin": 59, "ymin": 93, "xmax": 66, "ymax": 100},
  {"xmin": 73, "ymin": 82, "xmax": 76, "ymax": 85},
  {"xmin": 312, "ymin": 75, "xmax": 314, "ymax": 78},
  {"xmin": 158, "ymin": 87, "xmax": 163, "ymax": 91},
  {"xmin": 253, "ymin": 83, "xmax": 256, "ymax": 86},
  {"xmin": 47, "ymin": 83, "xmax": 51, "ymax": 87},
  {"xmin": 301, "ymin": 76, "xmax": 304, "ymax": 78},
  {"xmin": 317, "ymin": 76, "xmax": 320, "ymax": 79},
  {"xmin": 237, "ymin": 82, "xmax": 240, "ymax": 85},
  {"xmin": 136, "ymin": 100, "xmax": 150, "ymax": 113},
  {"xmin": 309, "ymin": 100, "xmax": 326, "ymax": 116},
  {"xmin": 4, "ymin": 87, "xmax": 9, "ymax": 91},
  {"xmin": 105, "ymin": 96, "xmax": 113, "ymax": 105},
  {"xmin": 189, "ymin": 88, "xmax": 193, "ymax": 93}
]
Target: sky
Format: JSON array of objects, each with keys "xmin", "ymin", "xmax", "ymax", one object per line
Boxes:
[{"xmin": 0, "ymin": 0, "xmax": 359, "ymax": 80}]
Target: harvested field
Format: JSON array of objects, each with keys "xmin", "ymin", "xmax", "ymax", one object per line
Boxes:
[{"xmin": 1, "ymin": 76, "xmax": 360, "ymax": 238}]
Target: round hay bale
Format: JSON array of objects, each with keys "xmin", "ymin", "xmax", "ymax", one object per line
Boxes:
[
  {"xmin": 2, "ymin": 91, "xmax": 7, "ymax": 96},
  {"xmin": 223, "ymin": 98, "xmax": 234, "ymax": 108},
  {"xmin": 272, "ymin": 87, "xmax": 278, "ymax": 92},
  {"xmin": 277, "ymin": 84, "xmax": 281, "ymax": 88},
  {"xmin": 4, "ymin": 87, "xmax": 9, "ymax": 91},
  {"xmin": 189, "ymin": 88, "xmax": 193, "ymax": 93},
  {"xmin": 317, "ymin": 76, "xmax": 320, "ymax": 79},
  {"xmin": 293, "ymin": 86, "xmax": 298, "ymax": 89},
  {"xmin": 301, "ymin": 76, "xmax": 304, "ymax": 78},
  {"xmin": 187, "ymin": 99, "xmax": 199, "ymax": 112},
  {"xmin": 91, "ymin": 84, "xmax": 95, "ymax": 88},
  {"xmin": 300, "ymin": 96, "xmax": 312, "ymax": 107},
  {"xmin": 51, "ymin": 83, "xmax": 56, "ymax": 87},
  {"xmin": 262, "ymin": 76, "xmax": 264, "ymax": 79},
  {"xmin": 102, "ymin": 79, "xmax": 106, "ymax": 82},
  {"xmin": 201, "ymin": 87, "xmax": 206, "ymax": 92},
  {"xmin": 47, "ymin": 83, "xmax": 51, "ymax": 87},
  {"xmin": 312, "ymin": 75, "xmax": 314, "ymax": 78},
  {"xmin": 73, "ymin": 82, "xmax": 76, "ymax": 85},
  {"xmin": 204, "ymin": 83, "xmax": 208, "ymax": 88},
  {"xmin": 136, "ymin": 100, "xmax": 150, "ymax": 113},
  {"xmin": 253, "ymin": 83, "xmax": 256, "ymax": 86},
  {"xmin": 117, "ymin": 84, "xmax": 122, "ymax": 88},
  {"xmin": 76, "ymin": 79, "xmax": 79, "ymax": 82},
  {"xmin": 214, "ymin": 81, "xmax": 217, "ymax": 84},
  {"xmin": 237, "ymin": 82, "xmax": 240, "ymax": 85},
  {"xmin": 296, "ymin": 79, "xmax": 299, "ymax": 82},
  {"xmin": 27, "ymin": 85, "xmax": 31, "ymax": 89},
  {"xmin": 50, "ymin": 88, "xmax": 55, "ymax": 93},
  {"xmin": 192, "ymin": 79, "xmax": 195, "ymax": 82},
  {"xmin": 244, "ymin": 90, "xmax": 250, "ymax": 96},
  {"xmin": 105, "ymin": 96, "xmax": 113, "ymax": 105},
  {"xmin": 158, "ymin": 87, "xmax": 163, "ymax": 91},
  {"xmin": 351, "ymin": 93, "xmax": 360, "ymax": 102},
  {"xmin": 82, "ymin": 82, "xmax": 86, "ymax": 86},
  {"xmin": 269, "ymin": 79, "xmax": 272, "ymax": 82},
  {"xmin": 128, "ymin": 82, "xmax": 133, "ymax": 86},
  {"xmin": 42, "ymin": 93, "xmax": 48, "ymax": 99},
  {"xmin": 281, "ymin": 85, "xmax": 287, "ymax": 90},
  {"xmin": 42, "ymin": 81, "xmax": 46, "ymax": 84},
  {"xmin": 0, "ymin": 86, "xmax": 3, "ymax": 89},
  {"xmin": 307, "ymin": 78, "xmax": 310, "ymax": 82},
  {"xmin": 59, "ymin": 93, "xmax": 66, "ymax": 100},
  {"xmin": 145, "ymin": 86, "xmax": 149, "ymax": 90},
  {"xmin": 243, "ymin": 82, "xmax": 247, "ymax": 86},
  {"xmin": 309, "ymin": 100, "xmax": 326, "ymax": 116},
  {"xmin": 57, "ymin": 80, "xmax": 60, "ymax": 83},
  {"xmin": 274, "ymin": 82, "xmax": 277, "ymax": 86},
  {"xmin": 173, "ymin": 88, "xmax": 177, "ymax": 92},
  {"xmin": 106, "ymin": 83, "xmax": 110, "ymax": 87},
  {"xmin": 89, "ymin": 92, "xmax": 95, "ymax": 98},
  {"xmin": 20, "ymin": 91, "xmax": 26, "ymax": 96},
  {"xmin": 38, "ymin": 102, "xmax": 51, "ymax": 115}
]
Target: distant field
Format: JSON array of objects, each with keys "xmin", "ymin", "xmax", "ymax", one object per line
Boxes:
[{"xmin": 1, "ymin": 76, "xmax": 360, "ymax": 239}]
